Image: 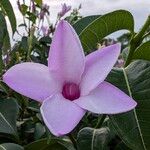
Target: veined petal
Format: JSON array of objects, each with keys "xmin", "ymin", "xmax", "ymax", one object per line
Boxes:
[
  {"xmin": 75, "ymin": 82, "xmax": 137, "ymax": 114},
  {"xmin": 41, "ymin": 94, "xmax": 86, "ymax": 136},
  {"xmin": 80, "ymin": 44, "xmax": 121, "ymax": 96},
  {"xmin": 48, "ymin": 20, "xmax": 85, "ymax": 84},
  {"xmin": 3, "ymin": 62, "xmax": 61, "ymax": 102}
]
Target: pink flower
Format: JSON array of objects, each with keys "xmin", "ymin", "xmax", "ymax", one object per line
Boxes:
[
  {"xmin": 31, "ymin": 0, "xmax": 36, "ymax": 13},
  {"xmin": 58, "ymin": 3, "xmax": 71, "ymax": 17},
  {"xmin": 3, "ymin": 20, "xmax": 137, "ymax": 136},
  {"xmin": 41, "ymin": 26, "xmax": 51, "ymax": 36},
  {"xmin": 39, "ymin": 4, "xmax": 49, "ymax": 20}
]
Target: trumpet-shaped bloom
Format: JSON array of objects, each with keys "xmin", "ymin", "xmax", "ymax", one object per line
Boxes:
[{"xmin": 3, "ymin": 20, "xmax": 137, "ymax": 136}]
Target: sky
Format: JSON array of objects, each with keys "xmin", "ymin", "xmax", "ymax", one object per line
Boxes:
[
  {"xmin": 9, "ymin": 0, "xmax": 150, "ymax": 40},
  {"xmin": 46, "ymin": 0, "xmax": 150, "ymax": 30}
]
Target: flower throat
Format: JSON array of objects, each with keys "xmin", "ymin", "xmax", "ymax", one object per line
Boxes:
[{"xmin": 62, "ymin": 83, "xmax": 80, "ymax": 101}]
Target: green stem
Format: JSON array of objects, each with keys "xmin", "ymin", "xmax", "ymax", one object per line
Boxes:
[
  {"xmin": 125, "ymin": 15, "xmax": 150, "ymax": 67},
  {"xmin": 68, "ymin": 134, "xmax": 77, "ymax": 149},
  {"xmin": 134, "ymin": 15, "xmax": 150, "ymax": 41},
  {"xmin": 28, "ymin": 0, "xmax": 32, "ymax": 35},
  {"xmin": 142, "ymin": 30, "xmax": 150, "ymax": 40},
  {"xmin": 27, "ymin": 26, "xmax": 34, "ymax": 61},
  {"xmin": 124, "ymin": 41, "xmax": 137, "ymax": 67},
  {"xmin": 95, "ymin": 114, "xmax": 107, "ymax": 128},
  {"xmin": 45, "ymin": 127, "xmax": 51, "ymax": 144}
]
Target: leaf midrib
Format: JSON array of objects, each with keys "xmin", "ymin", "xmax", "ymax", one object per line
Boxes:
[
  {"xmin": 0, "ymin": 145, "xmax": 6, "ymax": 150},
  {"xmin": 91, "ymin": 129, "xmax": 96, "ymax": 150},
  {"xmin": 122, "ymin": 68, "xmax": 147, "ymax": 150},
  {"xmin": 0, "ymin": 112, "xmax": 16, "ymax": 134}
]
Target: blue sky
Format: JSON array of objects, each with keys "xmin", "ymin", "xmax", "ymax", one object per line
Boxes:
[{"xmin": 10, "ymin": 0, "xmax": 150, "ymax": 40}]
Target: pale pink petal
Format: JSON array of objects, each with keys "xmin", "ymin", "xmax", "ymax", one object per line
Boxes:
[
  {"xmin": 41, "ymin": 94, "xmax": 86, "ymax": 136},
  {"xmin": 3, "ymin": 62, "xmax": 62, "ymax": 102},
  {"xmin": 80, "ymin": 44, "xmax": 121, "ymax": 96},
  {"xmin": 48, "ymin": 20, "xmax": 85, "ymax": 84},
  {"xmin": 75, "ymin": 82, "xmax": 137, "ymax": 114}
]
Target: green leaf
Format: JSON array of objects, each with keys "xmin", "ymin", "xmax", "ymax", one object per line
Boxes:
[
  {"xmin": 77, "ymin": 127, "xmax": 110, "ymax": 150},
  {"xmin": 73, "ymin": 15, "xmax": 100, "ymax": 34},
  {"xmin": 115, "ymin": 142, "xmax": 131, "ymax": 150},
  {"xmin": 76, "ymin": 10, "xmax": 134, "ymax": 51},
  {"xmin": 27, "ymin": 101, "xmax": 40, "ymax": 112},
  {"xmin": 39, "ymin": 36, "xmax": 52, "ymax": 45},
  {"xmin": 25, "ymin": 138, "xmax": 75, "ymax": 150},
  {"xmin": 133, "ymin": 42, "xmax": 150, "ymax": 61},
  {"xmin": 106, "ymin": 60, "xmax": 150, "ymax": 150},
  {"xmin": 121, "ymin": 47, "xmax": 129, "ymax": 61},
  {"xmin": 0, "ymin": 12, "xmax": 7, "ymax": 73},
  {"xmin": 2, "ymin": 29, "xmax": 11, "ymax": 54},
  {"xmin": 26, "ymin": 12, "xmax": 37, "ymax": 23},
  {"xmin": 20, "ymin": 36, "xmax": 29, "ymax": 52},
  {"xmin": 0, "ymin": 11, "xmax": 7, "ymax": 47},
  {"xmin": 20, "ymin": 4, "xmax": 28, "ymax": 16},
  {"xmin": 0, "ymin": 11, "xmax": 11, "ymax": 55},
  {"xmin": 34, "ymin": 0, "xmax": 42, "ymax": 6},
  {"xmin": 0, "ymin": 98, "xmax": 19, "ymax": 138},
  {"xmin": 0, "ymin": 52, "xmax": 3, "ymax": 74},
  {"xmin": 0, "ymin": 0, "xmax": 17, "ymax": 34},
  {"xmin": 0, "ymin": 143, "xmax": 24, "ymax": 150},
  {"xmin": 34, "ymin": 123, "xmax": 45, "ymax": 140}
]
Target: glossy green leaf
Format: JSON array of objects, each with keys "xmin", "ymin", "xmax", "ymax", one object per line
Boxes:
[
  {"xmin": 0, "ymin": 143, "xmax": 24, "ymax": 150},
  {"xmin": 0, "ymin": 0, "xmax": 17, "ymax": 34},
  {"xmin": 2, "ymin": 30, "xmax": 11, "ymax": 54},
  {"xmin": 106, "ymin": 60, "xmax": 150, "ymax": 150},
  {"xmin": 0, "ymin": 12, "xmax": 6, "ymax": 73},
  {"xmin": 0, "ymin": 98, "xmax": 19, "ymax": 138},
  {"xmin": 73, "ymin": 15, "xmax": 100, "ymax": 34},
  {"xmin": 34, "ymin": 123, "xmax": 45, "ymax": 140},
  {"xmin": 133, "ymin": 42, "xmax": 150, "ymax": 60},
  {"xmin": 77, "ymin": 127, "xmax": 110, "ymax": 150},
  {"xmin": 25, "ymin": 138, "xmax": 75, "ymax": 150},
  {"xmin": 0, "ymin": 12, "xmax": 7, "ymax": 46},
  {"xmin": 77, "ymin": 10, "xmax": 134, "ymax": 51},
  {"xmin": 0, "ymin": 11, "xmax": 11, "ymax": 55},
  {"xmin": 121, "ymin": 47, "xmax": 129, "ymax": 61}
]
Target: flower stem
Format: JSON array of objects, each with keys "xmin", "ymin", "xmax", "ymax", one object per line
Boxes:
[
  {"xmin": 125, "ymin": 15, "xmax": 150, "ymax": 67},
  {"xmin": 27, "ymin": 26, "xmax": 35, "ymax": 61},
  {"xmin": 68, "ymin": 133, "xmax": 77, "ymax": 149},
  {"xmin": 95, "ymin": 114, "xmax": 107, "ymax": 128}
]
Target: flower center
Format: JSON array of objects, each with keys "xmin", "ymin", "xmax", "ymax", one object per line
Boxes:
[{"xmin": 62, "ymin": 83, "xmax": 80, "ymax": 101}]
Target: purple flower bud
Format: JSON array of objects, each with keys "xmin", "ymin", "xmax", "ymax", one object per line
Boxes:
[
  {"xmin": 78, "ymin": 4, "xmax": 82, "ymax": 9},
  {"xmin": 17, "ymin": 0, "xmax": 21, "ymax": 11},
  {"xmin": 39, "ymin": 3, "xmax": 50, "ymax": 20},
  {"xmin": 58, "ymin": 3, "xmax": 71, "ymax": 17},
  {"xmin": 39, "ymin": 11, "xmax": 45, "ymax": 20},
  {"xmin": 31, "ymin": 0, "xmax": 36, "ymax": 13},
  {"xmin": 41, "ymin": 26, "xmax": 47, "ymax": 36},
  {"xmin": 41, "ymin": 26, "xmax": 51, "ymax": 36},
  {"xmin": 42, "ymin": 4, "xmax": 49, "ymax": 11}
]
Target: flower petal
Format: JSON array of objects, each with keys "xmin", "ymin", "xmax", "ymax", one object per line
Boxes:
[
  {"xmin": 41, "ymin": 94, "xmax": 86, "ymax": 136},
  {"xmin": 48, "ymin": 20, "xmax": 85, "ymax": 84},
  {"xmin": 80, "ymin": 44, "xmax": 121, "ymax": 96},
  {"xmin": 3, "ymin": 62, "xmax": 61, "ymax": 102},
  {"xmin": 75, "ymin": 82, "xmax": 137, "ymax": 114}
]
